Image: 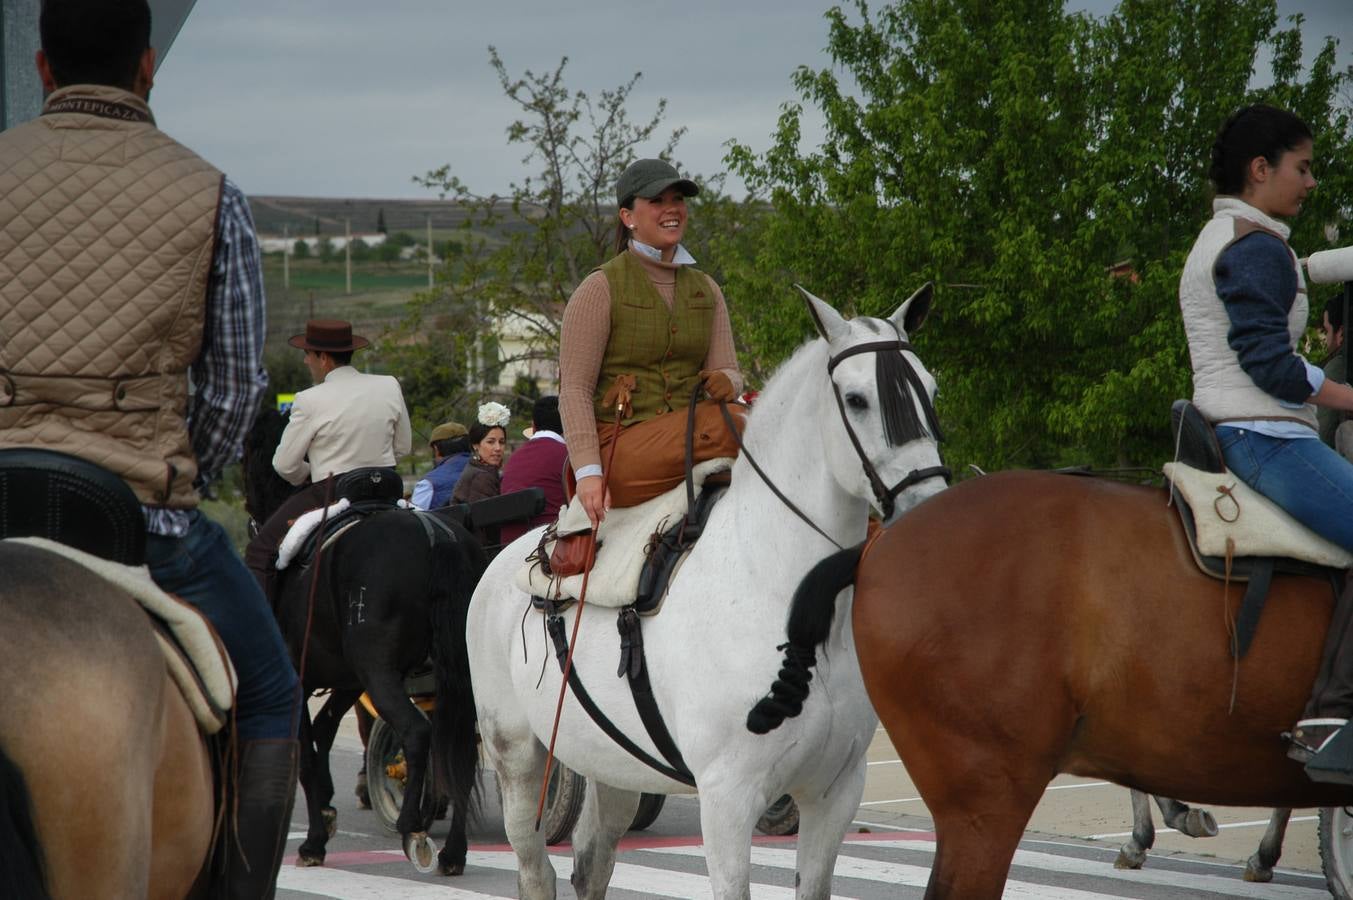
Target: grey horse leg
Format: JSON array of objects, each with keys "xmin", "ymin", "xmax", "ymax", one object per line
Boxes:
[
  {"xmin": 1244, "ymin": 808, "xmax": 1292, "ymax": 883},
  {"xmin": 1115, "ymin": 789, "xmax": 1156, "ymax": 869},
  {"xmin": 1155, "ymin": 794, "xmax": 1219, "ymax": 838}
]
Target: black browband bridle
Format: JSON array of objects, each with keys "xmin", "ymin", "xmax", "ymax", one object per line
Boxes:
[
  {"xmin": 825, "ymin": 336, "xmax": 951, "ymax": 521},
  {"xmin": 719, "ymin": 332, "xmax": 951, "ymax": 545}
]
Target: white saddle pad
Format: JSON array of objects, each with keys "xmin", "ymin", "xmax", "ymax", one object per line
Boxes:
[
  {"xmin": 9, "ymin": 537, "xmax": 237, "ymax": 733},
  {"xmin": 515, "ymin": 458, "xmax": 733, "ymax": 608},
  {"xmin": 1163, "ymin": 462, "xmax": 1353, "ymax": 569},
  {"xmin": 277, "ymin": 498, "xmax": 415, "ymax": 570}
]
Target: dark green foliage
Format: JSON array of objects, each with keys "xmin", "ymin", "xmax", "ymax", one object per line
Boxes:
[{"xmin": 722, "ymin": 0, "xmax": 1353, "ymax": 472}]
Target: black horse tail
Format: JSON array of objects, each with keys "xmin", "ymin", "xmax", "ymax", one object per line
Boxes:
[
  {"xmin": 429, "ymin": 527, "xmax": 486, "ymax": 822},
  {"xmin": 746, "ymin": 543, "xmax": 864, "ymax": 735},
  {"xmin": 0, "ymin": 742, "xmax": 50, "ymax": 900}
]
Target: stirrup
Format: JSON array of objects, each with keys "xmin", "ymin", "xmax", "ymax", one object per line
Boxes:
[{"xmin": 1285, "ymin": 717, "xmax": 1347, "ymax": 764}]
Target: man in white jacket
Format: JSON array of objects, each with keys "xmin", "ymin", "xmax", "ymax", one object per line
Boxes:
[{"xmin": 245, "ymin": 319, "xmax": 411, "ymax": 605}]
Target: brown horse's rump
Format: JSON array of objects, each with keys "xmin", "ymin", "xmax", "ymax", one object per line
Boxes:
[{"xmin": 853, "ymin": 469, "xmax": 1353, "ymax": 895}]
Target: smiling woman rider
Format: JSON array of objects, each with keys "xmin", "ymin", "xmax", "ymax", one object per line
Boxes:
[
  {"xmin": 558, "ymin": 158, "xmax": 746, "ymax": 528},
  {"xmin": 1179, "ymin": 103, "xmax": 1353, "ymax": 775}
]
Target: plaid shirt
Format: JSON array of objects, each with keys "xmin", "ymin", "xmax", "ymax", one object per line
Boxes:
[{"xmin": 144, "ymin": 179, "xmax": 268, "ymax": 536}]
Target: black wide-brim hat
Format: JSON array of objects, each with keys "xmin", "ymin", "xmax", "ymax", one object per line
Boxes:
[{"xmin": 287, "ymin": 319, "xmax": 370, "ymax": 353}]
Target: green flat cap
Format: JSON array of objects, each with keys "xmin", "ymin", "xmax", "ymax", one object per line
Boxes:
[
  {"xmin": 615, "ymin": 158, "xmax": 699, "ymax": 207},
  {"xmin": 429, "ymin": 421, "xmax": 467, "ymax": 443}
]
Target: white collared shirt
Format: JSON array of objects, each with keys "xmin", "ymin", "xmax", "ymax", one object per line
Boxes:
[{"xmin": 630, "ymin": 238, "xmax": 696, "ymax": 266}]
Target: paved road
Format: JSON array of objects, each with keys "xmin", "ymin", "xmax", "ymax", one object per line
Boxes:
[{"xmin": 274, "ymin": 711, "xmax": 1336, "ymax": 898}]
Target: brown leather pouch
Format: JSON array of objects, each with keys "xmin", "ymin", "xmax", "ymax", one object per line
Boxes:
[{"xmin": 548, "ymin": 531, "xmax": 598, "ymax": 577}]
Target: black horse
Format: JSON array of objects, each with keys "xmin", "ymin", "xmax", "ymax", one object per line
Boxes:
[{"xmin": 242, "ymin": 407, "xmax": 483, "ymax": 874}]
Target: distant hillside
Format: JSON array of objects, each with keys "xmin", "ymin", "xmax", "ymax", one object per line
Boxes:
[{"xmin": 248, "ymin": 195, "xmax": 536, "ymax": 240}]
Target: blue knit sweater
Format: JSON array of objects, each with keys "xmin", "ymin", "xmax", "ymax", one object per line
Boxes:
[{"xmin": 1214, "ymin": 232, "xmax": 1312, "ymax": 404}]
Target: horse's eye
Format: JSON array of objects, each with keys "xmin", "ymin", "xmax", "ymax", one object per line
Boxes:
[{"xmin": 845, "ymin": 393, "xmax": 868, "ymax": 411}]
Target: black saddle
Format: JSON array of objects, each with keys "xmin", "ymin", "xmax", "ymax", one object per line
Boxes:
[
  {"xmin": 335, "ymin": 467, "xmax": 404, "ymax": 504},
  {"xmin": 0, "ymin": 448, "xmax": 146, "ymax": 565}
]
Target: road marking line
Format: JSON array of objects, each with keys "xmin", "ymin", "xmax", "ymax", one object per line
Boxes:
[
  {"xmin": 1087, "ymin": 814, "xmax": 1319, "ymax": 840},
  {"xmin": 467, "ymin": 850, "xmax": 810, "ymax": 899},
  {"xmin": 861, "ymin": 840, "xmax": 1327, "ymax": 898},
  {"xmin": 655, "ymin": 845, "xmax": 1121, "ymax": 899},
  {"xmin": 862, "ymin": 779, "xmax": 1115, "ymax": 806},
  {"xmin": 277, "ymin": 866, "xmax": 499, "ymax": 898}
]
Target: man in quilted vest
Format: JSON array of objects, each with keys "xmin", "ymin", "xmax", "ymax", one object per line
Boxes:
[{"xmin": 0, "ymin": 2, "xmax": 299, "ymax": 896}]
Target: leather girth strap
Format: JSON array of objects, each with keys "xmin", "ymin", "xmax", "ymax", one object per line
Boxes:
[
  {"xmin": 1233, "ymin": 558, "xmax": 1273, "ymax": 659},
  {"xmin": 544, "ymin": 609, "xmax": 695, "ymax": 787}
]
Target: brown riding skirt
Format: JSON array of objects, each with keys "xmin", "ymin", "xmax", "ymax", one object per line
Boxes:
[{"xmin": 587, "ymin": 401, "xmax": 746, "ymax": 507}]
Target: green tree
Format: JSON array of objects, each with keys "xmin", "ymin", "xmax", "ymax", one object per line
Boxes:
[
  {"xmin": 383, "ymin": 48, "xmax": 720, "ymax": 423},
  {"xmin": 725, "ymin": 0, "xmax": 1353, "ymax": 472},
  {"xmin": 376, "ymin": 207, "xmax": 388, "ymax": 234},
  {"xmin": 292, "ymin": 239, "xmax": 310, "ymax": 259}
]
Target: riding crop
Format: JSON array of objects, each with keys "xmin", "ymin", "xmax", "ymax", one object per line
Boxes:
[{"xmin": 534, "ymin": 376, "xmax": 633, "ymax": 832}]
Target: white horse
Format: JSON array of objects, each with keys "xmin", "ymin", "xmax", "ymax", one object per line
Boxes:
[{"xmin": 466, "ymin": 285, "xmax": 948, "ymax": 899}]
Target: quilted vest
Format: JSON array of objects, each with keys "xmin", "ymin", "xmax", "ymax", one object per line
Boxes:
[
  {"xmin": 593, "ymin": 251, "xmax": 715, "ymax": 425},
  {"xmin": 0, "ymin": 85, "xmax": 223, "ymax": 508},
  {"xmin": 1179, "ymin": 197, "xmax": 1316, "ymax": 431}
]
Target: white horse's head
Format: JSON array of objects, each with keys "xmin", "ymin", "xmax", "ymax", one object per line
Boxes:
[{"xmin": 800, "ymin": 283, "xmax": 949, "ymax": 523}]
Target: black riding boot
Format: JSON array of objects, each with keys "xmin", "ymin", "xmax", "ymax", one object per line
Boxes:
[
  {"xmin": 1289, "ymin": 577, "xmax": 1353, "ymax": 777},
  {"xmin": 220, "ymin": 739, "xmax": 299, "ymax": 900}
]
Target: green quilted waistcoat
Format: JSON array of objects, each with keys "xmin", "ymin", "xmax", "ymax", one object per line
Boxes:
[{"xmin": 593, "ymin": 251, "xmax": 715, "ymax": 426}]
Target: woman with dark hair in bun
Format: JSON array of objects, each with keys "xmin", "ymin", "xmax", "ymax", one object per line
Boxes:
[{"xmin": 1179, "ymin": 103, "xmax": 1353, "ymax": 774}]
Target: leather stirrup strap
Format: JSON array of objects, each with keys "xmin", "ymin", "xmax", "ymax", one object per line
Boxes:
[
  {"xmin": 545, "ymin": 614, "xmax": 695, "ymax": 786},
  {"xmin": 617, "ymin": 607, "xmax": 693, "ymax": 778}
]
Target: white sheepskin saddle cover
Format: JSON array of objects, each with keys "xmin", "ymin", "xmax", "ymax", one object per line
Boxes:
[
  {"xmin": 1163, "ymin": 462, "xmax": 1353, "ymax": 569},
  {"xmin": 275, "ymin": 498, "xmax": 417, "ymax": 570},
  {"xmin": 516, "ymin": 458, "xmax": 733, "ymax": 608},
  {"xmin": 9, "ymin": 537, "xmax": 237, "ymax": 733}
]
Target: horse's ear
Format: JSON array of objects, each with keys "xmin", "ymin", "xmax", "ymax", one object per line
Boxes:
[
  {"xmin": 796, "ymin": 284, "xmax": 849, "ymax": 342},
  {"xmin": 890, "ymin": 281, "xmax": 933, "ymax": 335}
]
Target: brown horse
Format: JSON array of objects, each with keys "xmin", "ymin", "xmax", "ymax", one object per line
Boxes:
[
  {"xmin": 0, "ymin": 540, "xmax": 213, "ymax": 899},
  {"xmin": 750, "ymin": 469, "xmax": 1353, "ymax": 897}
]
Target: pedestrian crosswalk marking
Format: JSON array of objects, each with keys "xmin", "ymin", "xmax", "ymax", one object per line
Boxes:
[
  {"xmin": 278, "ymin": 831, "xmax": 1331, "ymax": 899},
  {"xmin": 654, "ymin": 844, "xmax": 1119, "ymax": 899},
  {"xmin": 467, "ymin": 849, "xmax": 810, "ymax": 899}
]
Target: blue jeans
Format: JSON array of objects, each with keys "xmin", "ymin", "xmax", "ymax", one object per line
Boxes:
[
  {"xmin": 1218, "ymin": 427, "xmax": 1353, "ymax": 553},
  {"xmin": 146, "ymin": 511, "xmax": 299, "ymax": 742}
]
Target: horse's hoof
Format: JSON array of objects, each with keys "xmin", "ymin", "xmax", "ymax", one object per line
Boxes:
[
  {"xmin": 1243, "ymin": 855, "xmax": 1274, "ymax": 883},
  {"xmin": 437, "ymin": 861, "xmax": 465, "ymax": 877},
  {"xmin": 1114, "ymin": 845, "xmax": 1145, "ymax": 870},
  {"xmin": 404, "ymin": 832, "xmax": 439, "ymax": 874},
  {"xmin": 296, "ymin": 852, "xmax": 325, "ymax": 868},
  {"xmin": 1182, "ymin": 808, "xmax": 1219, "ymax": 838},
  {"xmin": 355, "ymin": 772, "xmax": 371, "ymax": 809},
  {"xmin": 322, "ymin": 806, "xmax": 337, "ymax": 839}
]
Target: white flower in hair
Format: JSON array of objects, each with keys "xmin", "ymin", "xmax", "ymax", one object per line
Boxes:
[{"xmin": 477, "ymin": 401, "xmax": 511, "ymax": 428}]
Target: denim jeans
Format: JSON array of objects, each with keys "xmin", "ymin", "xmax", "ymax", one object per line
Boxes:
[
  {"xmin": 1217, "ymin": 427, "xmax": 1353, "ymax": 553},
  {"xmin": 145, "ymin": 511, "xmax": 299, "ymax": 741}
]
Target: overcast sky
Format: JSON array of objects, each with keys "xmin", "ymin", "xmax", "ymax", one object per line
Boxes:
[{"xmin": 149, "ymin": 0, "xmax": 1352, "ymax": 201}]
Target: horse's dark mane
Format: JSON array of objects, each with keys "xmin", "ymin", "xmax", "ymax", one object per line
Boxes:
[{"xmin": 242, "ymin": 406, "xmax": 299, "ymax": 523}]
